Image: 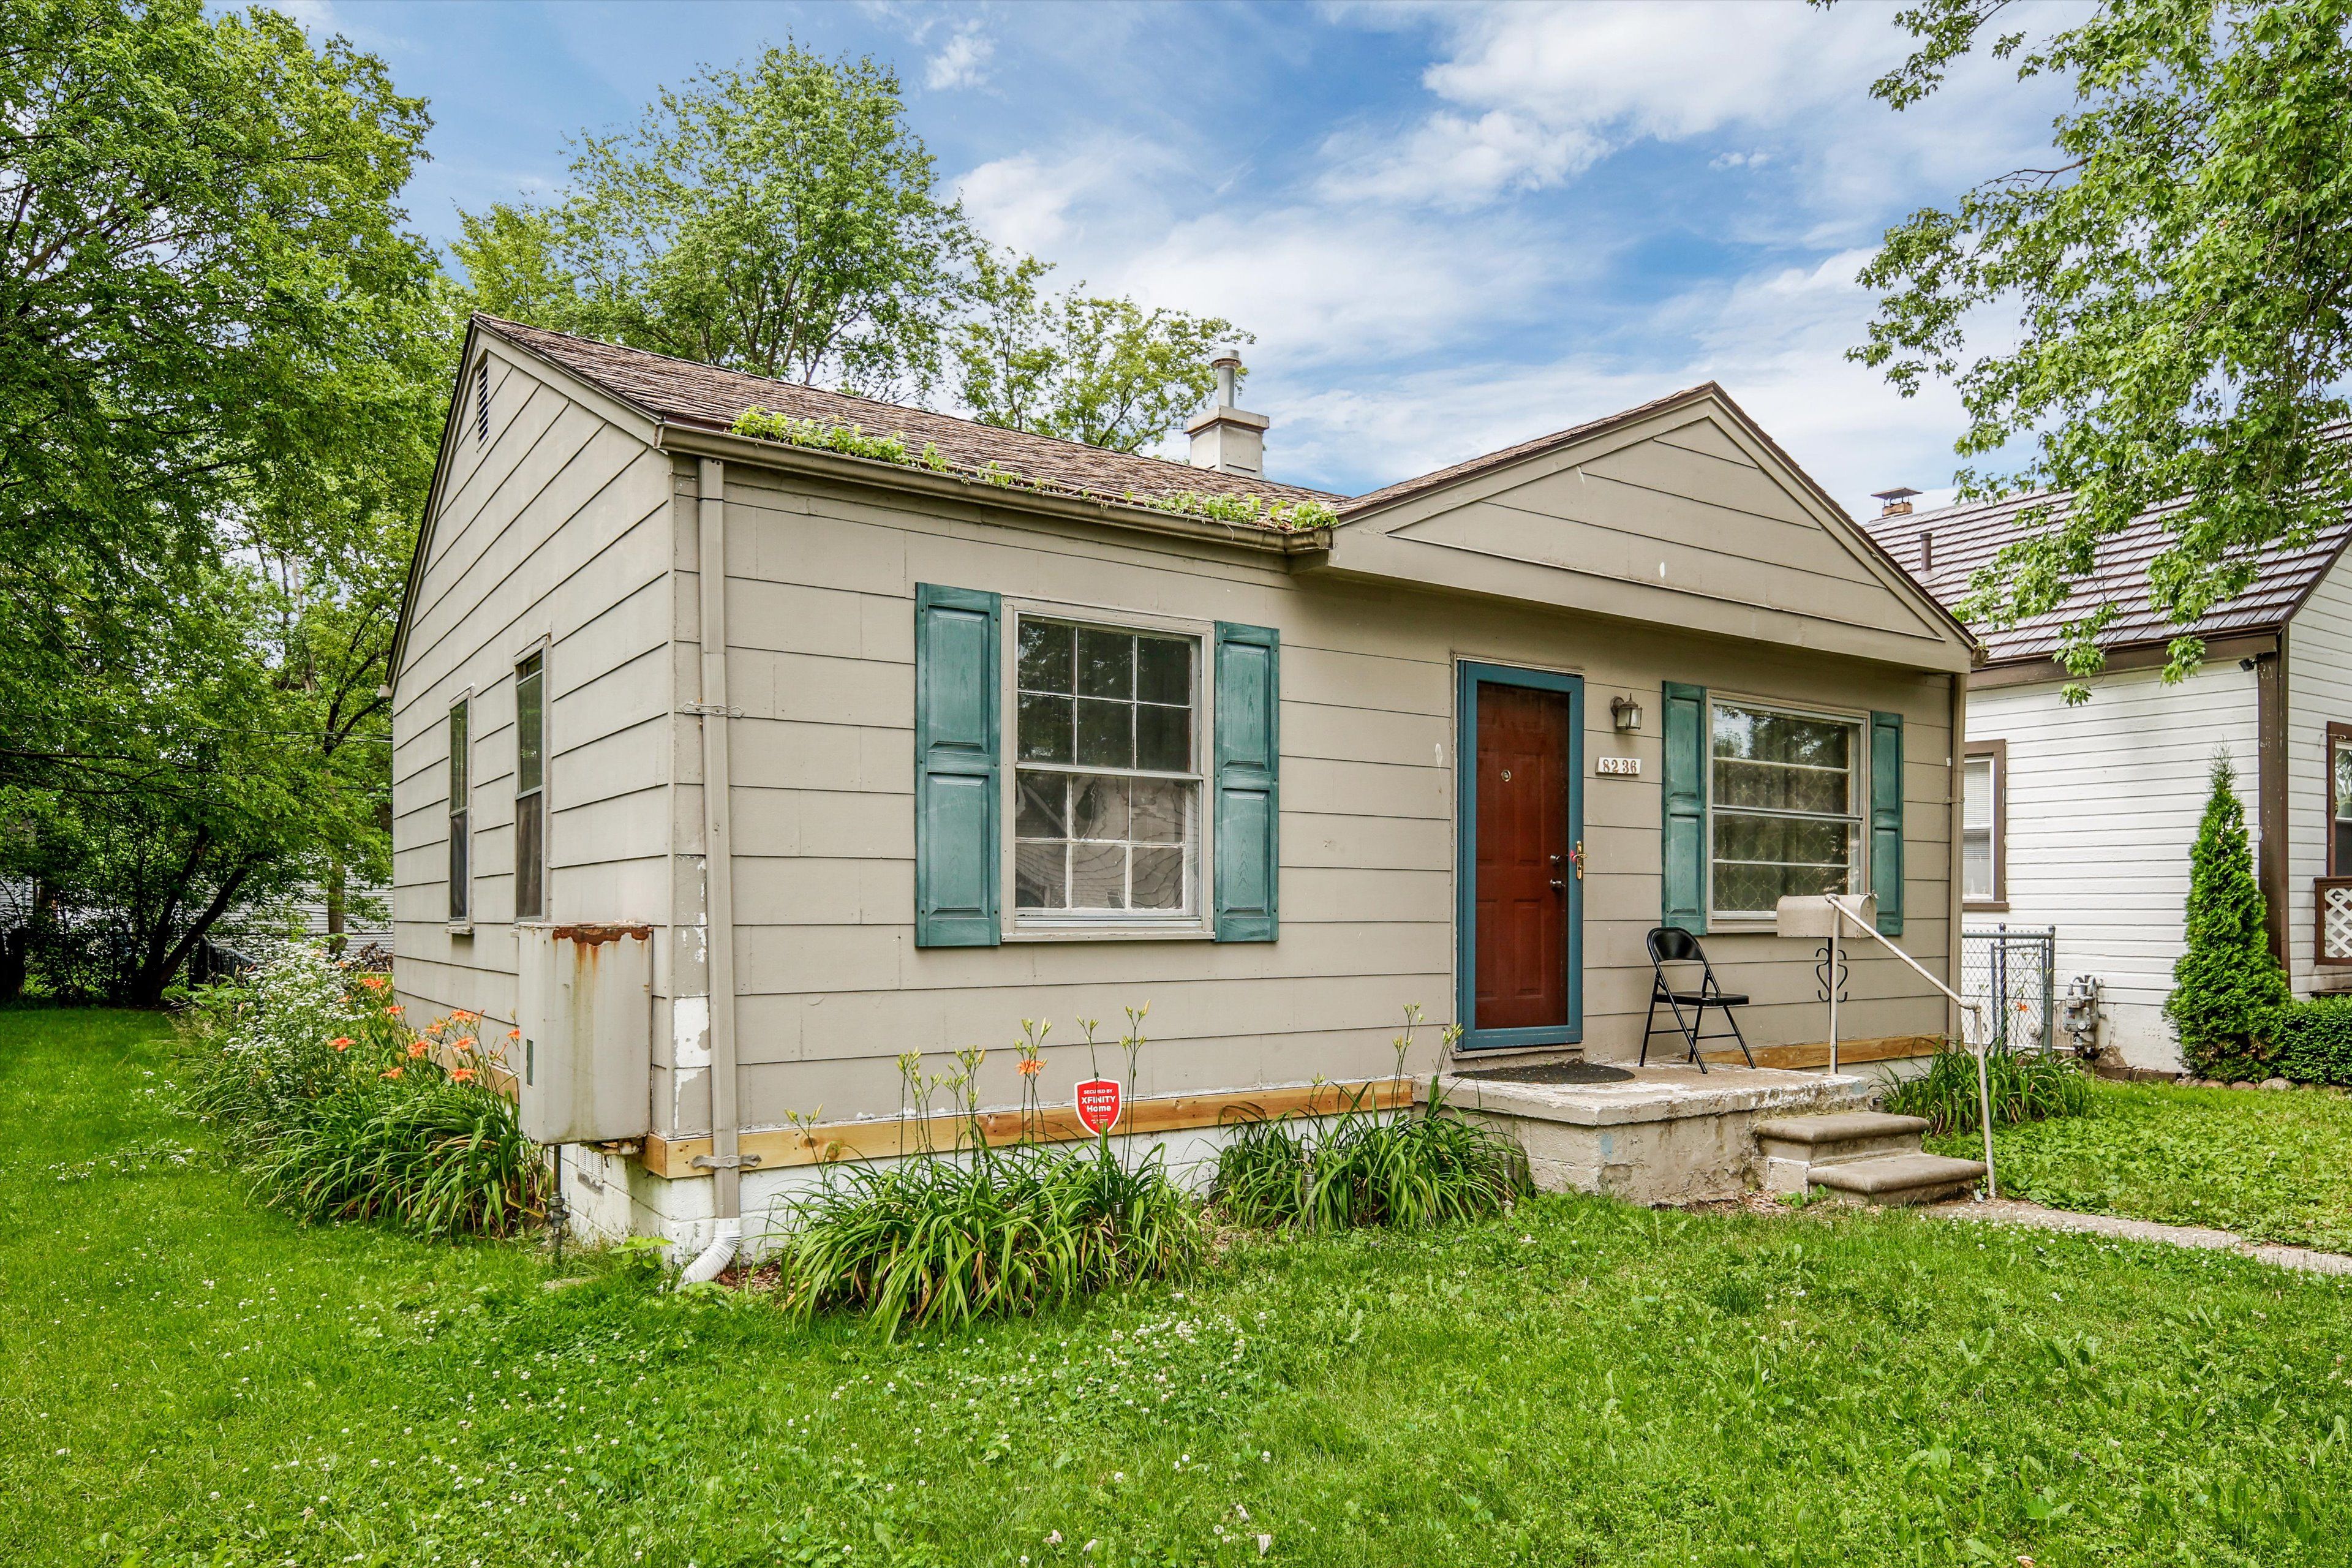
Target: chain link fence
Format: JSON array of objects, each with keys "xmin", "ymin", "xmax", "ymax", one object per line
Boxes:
[{"xmin": 1961, "ymin": 925, "xmax": 2056, "ymax": 1052}]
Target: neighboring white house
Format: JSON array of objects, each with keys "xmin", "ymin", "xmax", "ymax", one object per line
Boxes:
[{"xmin": 1866, "ymin": 488, "xmax": 2352, "ymax": 1071}]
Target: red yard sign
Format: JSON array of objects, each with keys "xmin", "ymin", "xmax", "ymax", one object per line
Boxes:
[{"xmin": 1074, "ymin": 1078, "xmax": 1123, "ymax": 1136}]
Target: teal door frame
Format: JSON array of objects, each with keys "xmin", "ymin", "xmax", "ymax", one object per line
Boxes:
[{"xmin": 1455, "ymin": 661, "xmax": 1585, "ymax": 1052}]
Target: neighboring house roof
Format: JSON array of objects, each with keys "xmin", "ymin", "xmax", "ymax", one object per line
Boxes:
[
  {"xmin": 1864, "ymin": 487, "xmax": 2352, "ymax": 666},
  {"xmin": 478, "ymin": 315, "xmax": 1343, "ymax": 512}
]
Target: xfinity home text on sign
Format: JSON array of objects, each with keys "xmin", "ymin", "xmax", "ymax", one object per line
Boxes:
[{"xmin": 1074, "ymin": 1079, "xmax": 1123, "ymax": 1136}]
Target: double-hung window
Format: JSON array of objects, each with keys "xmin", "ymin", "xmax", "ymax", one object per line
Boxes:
[
  {"xmin": 1709, "ymin": 700, "xmax": 1864, "ymax": 919},
  {"xmin": 1962, "ymin": 741, "xmax": 2005, "ymax": 908},
  {"xmin": 448, "ymin": 698, "xmax": 470, "ymax": 922},
  {"xmin": 1011, "ymin": 615, "xmax": 1202, "ymax": 924},
  {"xmin": 514, "ymin": 651, "xmax": 546, "ymax": 921}
]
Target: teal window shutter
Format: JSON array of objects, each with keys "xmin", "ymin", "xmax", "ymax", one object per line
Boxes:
[
  {"xmin": 1660, "ymin": 682, "xmax": 1707, "ymax": 933},
  {"xmin": 1869, "ymin": 710, "xmax": 1904, "ymax": 936},
  {"xmin": 1213, "ymin": 622, "xmax": 1280, "ymax": 942},
  {"xmin": 914, "ymin": 584, "xmax": 1001, "ymax": 947}
]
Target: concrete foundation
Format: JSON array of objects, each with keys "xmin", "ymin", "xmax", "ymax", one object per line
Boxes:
[{"xmin": 1441, "ymin": 1066, "xmax": 1878, "ymax": 1204}]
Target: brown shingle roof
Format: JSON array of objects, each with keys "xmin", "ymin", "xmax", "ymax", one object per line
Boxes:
[
  {"xmin": 478, "ymin": 315, "xmax": 1340, "ymax": 513},
  {"xmin": 1862, "ymin": 486, "xmax": 2352, "ymax": 665}
]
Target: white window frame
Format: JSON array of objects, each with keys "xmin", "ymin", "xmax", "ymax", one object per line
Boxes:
[
  {"xmin": 1706, "ymin": 693, "xmax": 1869, "ymax": 924},
  {"xmin": 998, "ymin": 598, "xmax": 1217, "ymax": 941},
  {"xmin": 1962, "ymin": 747, "xmax": 2002, "ymax": 908}
]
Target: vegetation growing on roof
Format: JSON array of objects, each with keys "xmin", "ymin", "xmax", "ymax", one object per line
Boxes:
[{"xmin": 729, "ymin": 405, "xmax": 1340, "ymax": 532}]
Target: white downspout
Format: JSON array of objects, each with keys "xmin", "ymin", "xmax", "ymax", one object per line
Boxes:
[{"xmin": 680, "ymin": 456, "xmax": 744, "ymax": 1284}]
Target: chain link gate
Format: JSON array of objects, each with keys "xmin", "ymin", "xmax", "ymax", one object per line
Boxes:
[{"xmin": 1961, "ymin": 925, "xmax": 2055, "ymax": 1052}]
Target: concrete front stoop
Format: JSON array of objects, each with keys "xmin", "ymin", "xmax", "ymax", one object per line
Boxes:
[
  {"xmin": 1753, "ymin": 1112, "xmax": 1985, "ymax": 1207},
  {"xmin": 1440, "ymin": 1066, "xmax": 1877, "ymax": 1205}
]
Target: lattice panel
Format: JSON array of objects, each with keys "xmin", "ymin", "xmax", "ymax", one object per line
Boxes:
[{"xmin": 2324, "ymin": 882, "xmax": 2352, "ymax": 962}]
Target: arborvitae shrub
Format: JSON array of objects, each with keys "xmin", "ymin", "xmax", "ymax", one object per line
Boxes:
[{"xmin": 2166, "ymin": 755, "xmax": 2292, "ymax": 1079}]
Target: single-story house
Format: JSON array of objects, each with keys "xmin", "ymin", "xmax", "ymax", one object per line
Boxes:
[
  {"xmin": 388, "ymin": 314, "xmax": 1977, "ymax": 1246},
  {"xmin": 1863, "ymin": 487, "xmax": 2352, "ymax": 1072}
]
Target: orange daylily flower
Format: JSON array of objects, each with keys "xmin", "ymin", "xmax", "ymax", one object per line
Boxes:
[
  {"xmin": 330, "ymin": 1036, "xmax": 353, "ymax": 1052},
  {"xmin": 507, "ymin": 1028, "xmax": 521, "ymax": 1041},
  {"xmin": 453, "ymin": 1009, "xmax": 479, "ymax": 1023},
  {"xmin": 451, "ymin": 1035, "xmax": 477, "ymax": 1052},
  {"xmin": 1017, "ymin": 1058, "xmax": 1044, "ymax": 1077},
  {"xmin": 358, "ymin": 975, "xmax": 388, "ymax": 990},
  {"xmin": 450, "ymin": 1066, "xmax": 477, "ymax": 1084},
  {"xmin": 381, "ymin": 1066, "xmax": 404, "ymax": 1080},
  {"xmin": 405, "ymin": 1039, "xmax": 428, "ymax": 1059},
  {"xmin": 385, "ymin": 1005, "xmax": 404, "ymax": 1017}
]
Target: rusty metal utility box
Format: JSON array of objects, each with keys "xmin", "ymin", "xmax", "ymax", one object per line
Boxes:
[{"xmin": 517, "ymin": 923, "xmax": 652, "ymax": 1145}]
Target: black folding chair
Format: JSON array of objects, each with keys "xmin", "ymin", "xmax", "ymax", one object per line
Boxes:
[{"xmin": 1640, "ymin": 926, "xmax": 1755, "ymax": 1071}]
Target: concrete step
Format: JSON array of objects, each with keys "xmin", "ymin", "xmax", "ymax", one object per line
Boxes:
[
  {"xmin": 1754, "ymin": 1111, "xmax": 1931, "ymax": 1192},
  {"xmin": 1807, "ymin": 1152, "xmax": 1986, "ymax": 1207}
]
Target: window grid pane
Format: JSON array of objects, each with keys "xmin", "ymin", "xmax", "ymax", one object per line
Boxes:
[
  {"xmin": 1708, "ymin": 701, "xmax": 1862, "ymax": 916},
  {"xmin": 1011, "ymin": 615, "xmax": 1202, "ymax": 919}
]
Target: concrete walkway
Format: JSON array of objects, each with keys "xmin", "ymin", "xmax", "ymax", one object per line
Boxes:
[{"xmin": 1923, "ymin": 1196, "xmax": 2352, "ymax": 1276}]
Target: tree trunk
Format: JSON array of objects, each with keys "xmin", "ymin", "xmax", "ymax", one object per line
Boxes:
[{"xmin": 326, "ymin": 855, "xmax": 346, "ymax": 959}]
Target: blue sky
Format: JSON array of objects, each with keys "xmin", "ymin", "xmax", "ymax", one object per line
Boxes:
[{"xmin": 294, "ymin": 0, "xmax": 2074, "ymax": 510}]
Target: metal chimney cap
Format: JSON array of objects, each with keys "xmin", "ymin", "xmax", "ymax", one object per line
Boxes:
[
  {"xmin": 1208, "ymin": 347, "xmax": 1245, "ymax": 369},
  {"xmin": 1871, "ymin": 486, "xmax": 1922, "ymax": 501}
]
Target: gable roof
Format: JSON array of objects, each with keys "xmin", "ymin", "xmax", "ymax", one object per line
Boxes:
[
  {"xmin": 477, "ymin": 315, "xmax": 1341, "ymax": 515},
  {"xmin": 1340, "ymin": 383, "xmax": 1727, "ymax": 518},
  {"xmin": 1863, "ymin": 486, "xmax": 2352, "ymax": 666}
]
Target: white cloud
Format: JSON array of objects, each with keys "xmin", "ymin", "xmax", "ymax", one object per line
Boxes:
[
  {"xmin": 925, "ymin": 23, "xmax": 995, "ymax": 91},
  {"xmin": 1322, "ymin": 2, "xmax": 1891, "ymax": 208},
  {"xmin": 1320, "ymin": 109, "xmax": 1603, "ymax": 209}
]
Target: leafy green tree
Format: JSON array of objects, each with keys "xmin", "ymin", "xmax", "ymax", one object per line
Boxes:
[
  {"xmin": 450, "ymin": 203, "xmax": 586, "ymax": 333},
  {"xmin": 954, "ymin": 248, "xmax": 1252, "ymax": 452},
  {"xmin": 1844, "ymin": 0, "xmax": 2352, "ymax": 697},
  {"xmin": 0, "ymin": 0, "xmax": 447, "ymax": 999},
  {"xmin": 554, "ymin": 42, "xmax": 973, "ymax": 399},
  {"xmin": 456, "ymin": 47, "xmax": 1250, "ymax": 450},
  {"xmin": 2167, "ymin": 755, "xmax": 2293, "ymax": 1077}
]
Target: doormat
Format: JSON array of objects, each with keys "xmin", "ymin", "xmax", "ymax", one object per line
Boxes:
[{"xmin": 1455, "ymin": 1061, "xmax": 1636, "ymax": 1085}]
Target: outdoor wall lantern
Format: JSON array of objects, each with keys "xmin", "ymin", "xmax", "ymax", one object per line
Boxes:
[{"xmin": 1610, "ymin": 695, "xmax": 1643, "ymax": 733}]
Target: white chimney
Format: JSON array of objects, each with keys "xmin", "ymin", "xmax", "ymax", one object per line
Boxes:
[{"xmin": 1186, "ymin": 349, "xmax": 1268, "ymax": 479}]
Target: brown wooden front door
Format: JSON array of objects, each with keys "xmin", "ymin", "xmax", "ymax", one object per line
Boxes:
[{"xmin": 1474, "ymin": 682, "xmax": 1573, "ymax": 1031}]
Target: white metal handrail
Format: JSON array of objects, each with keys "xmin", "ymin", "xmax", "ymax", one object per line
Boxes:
[{"xmin": 1823, "ymin": 894, "xmax": 1998, "ymax": 1199}]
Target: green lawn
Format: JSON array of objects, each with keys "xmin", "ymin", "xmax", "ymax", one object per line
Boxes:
[
  {"xmin": 9, "ymin": 1010, "xmax": 2352, "ymax": 1567},
  {"xmin": 1931, "ymin": 1077, "xmax": 2352, "ymax": 1253}
]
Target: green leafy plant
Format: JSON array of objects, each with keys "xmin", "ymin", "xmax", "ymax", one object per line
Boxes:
[
  {"xmin": 2277, "ymin": 998, "xmax": 2352, "ymax": 1087},
  {"xmin": 2167, "ymin": 755, "xmax": 2293, "ymax": 1079},
  {"xmin": 1879, "ymin": 1041, "xmax": 2092, "ymax": 1136},
  {"xmin": 727, "ymin": 404, "xmax": 1338, "ymax": 531},
  {"xmin": 1212, "ymin": 1009, "xmax": 1526, "ymax": 1232},
  {"xmin": 772, "ymin": 1023, "xmax": 1202, "ymax": 1338},
  {"xmin": 184, "ymin": 943, "xmax": 547, "ymax": 1238},
  {"xmin": 773, "ymin": 1142, "xmax": 1200, "ymax": 1340}
]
